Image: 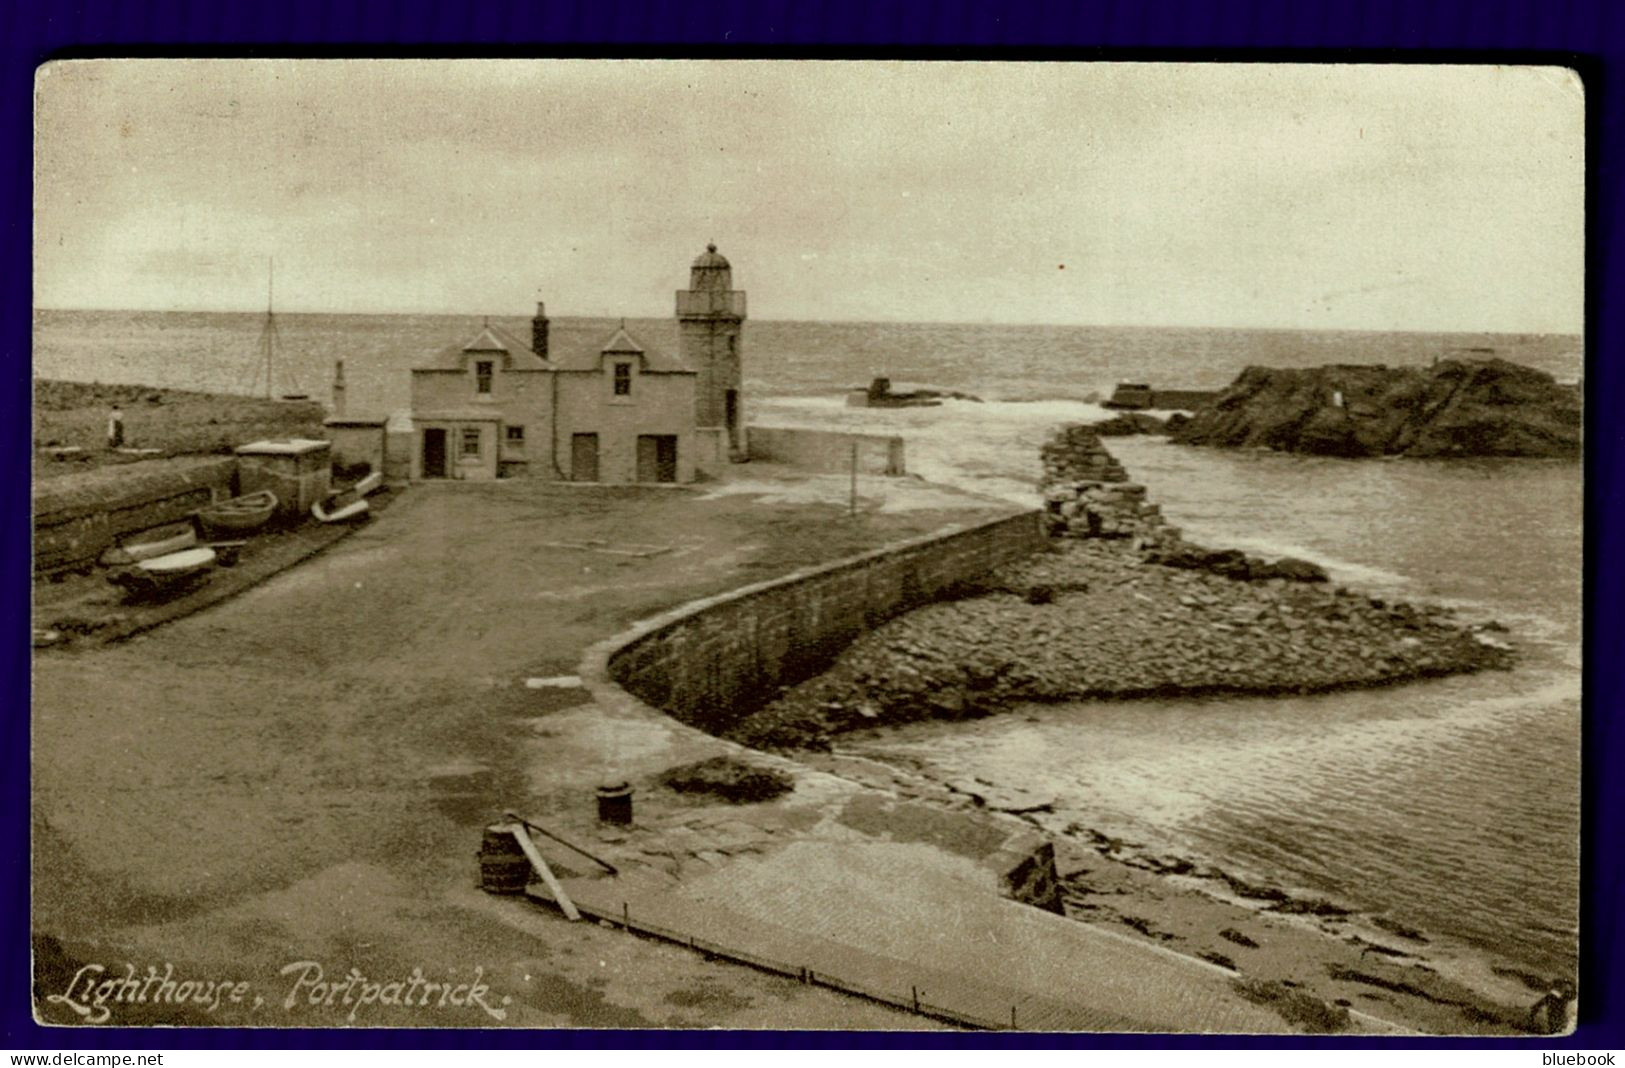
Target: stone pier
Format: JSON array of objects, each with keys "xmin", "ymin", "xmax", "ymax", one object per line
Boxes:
[{"xmin": 1039, "ymin": 424, "xmax": 1181, "ymax": 549}]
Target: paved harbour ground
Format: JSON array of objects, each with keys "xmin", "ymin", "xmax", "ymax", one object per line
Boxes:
[
  {"xmin": 32, "ymin": 471, "xmax": 1006, "ymax": 1029},
  {"xmin": 31, "ymin": 468, "xmax": 1518, "ymax": 1033}
]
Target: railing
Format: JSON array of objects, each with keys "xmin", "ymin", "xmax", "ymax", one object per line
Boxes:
[{"xmin": 539, "ymin": 893, "xmax": 1042, "ymax": 1032}]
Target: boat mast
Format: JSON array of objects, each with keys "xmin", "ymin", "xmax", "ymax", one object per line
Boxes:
[{"xmin": 264, "ymin": 258, "xmax": 274, "ymax": 399}]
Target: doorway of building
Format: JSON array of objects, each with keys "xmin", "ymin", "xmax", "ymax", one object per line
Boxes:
[
  {"xmin": 636, "ymin": 434, "xmax": 678, "ymax": 483},
  {"xmin": 571, "ymin": 433, "xmax": 599, "ymax": 481},
  {"xmin": 724, "ymin": 389, "xmax": 739, "ymax": 450},
  {"xmin": 422, "ymin": 428, "xmax": 447, "ymax": 478}
]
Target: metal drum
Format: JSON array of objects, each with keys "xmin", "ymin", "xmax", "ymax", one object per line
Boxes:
[{"xmin": 596, "ymin": 782, "xmax": 634, "ymax": 826}]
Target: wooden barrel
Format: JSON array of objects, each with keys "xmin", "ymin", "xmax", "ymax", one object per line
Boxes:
[{"xmin": 477, "ymin": 824, "xmax": 530, "ymax": 895}]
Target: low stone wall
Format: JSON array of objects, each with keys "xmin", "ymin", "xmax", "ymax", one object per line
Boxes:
[
  {"xmin": 33, "ymin": 457, "xmax": 239, "ymax": 573},
  {"xmin": 746, "ymin": 425, "xmax": 906, "ymax": 476},
  {"xmin": 604, "ymin": 510, "xmax": 1043, "ymax": 737}
]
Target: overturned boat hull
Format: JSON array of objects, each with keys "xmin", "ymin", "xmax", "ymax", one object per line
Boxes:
[{"xmin": 312, "ymin": 498, "xmax": 370, "ymax": 524}]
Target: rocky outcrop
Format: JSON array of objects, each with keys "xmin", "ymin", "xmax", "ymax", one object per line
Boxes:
[
  {"xmin": 1169, "ymin": 359, "xmax": 1581, "ymax": 458},
  {"xmin": 845, "ymin": 377, "xmax": 983, "ymax": 408},
  {"xmin": 1149, "ymin": 545, "xmax": 1329, "ymax": 584},
  {"xmin": 1091, "ymin": 412, "xmax": 1168, "ymax": 436}
]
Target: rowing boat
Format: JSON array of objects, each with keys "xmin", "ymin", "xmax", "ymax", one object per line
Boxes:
[
  {"xmin": 107, "ymin": 546, "xmax": 218, "ymax": 598},
  {"xmin": 198, "ymin": 489, "xmax": 278, "ymax": 535}
]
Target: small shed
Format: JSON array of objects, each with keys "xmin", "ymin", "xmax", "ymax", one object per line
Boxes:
[{"xmin": 235, "ymin": 438, "xmax": 332, "ymax": 518}]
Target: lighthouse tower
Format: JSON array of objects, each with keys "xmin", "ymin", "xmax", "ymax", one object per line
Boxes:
[{"xmin": 677, "ymin": 243, "xmax": 746, "ymax": 462}]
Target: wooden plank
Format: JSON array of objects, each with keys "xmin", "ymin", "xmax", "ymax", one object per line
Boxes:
[
  {"xmin": 535, "ymin": 540, "xmax": 673, "ymax": 558},
  {"xmin": 503, "ymin": 811, "xmax": 619, "ymax": 874},
  {"xmin": 503, "ymin": 822, "xmax": 580, "ymax": 922}
]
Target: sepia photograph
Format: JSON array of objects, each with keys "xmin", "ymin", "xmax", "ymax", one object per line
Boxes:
[{"xmin": 29, "ymin": 58, "xmax": 1583, "ymax": 1035}]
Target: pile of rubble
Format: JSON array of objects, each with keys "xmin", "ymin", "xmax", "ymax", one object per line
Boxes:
[{"xmin": 1039, "ymin": 424, "xmax": 1181, "ymax": 549}]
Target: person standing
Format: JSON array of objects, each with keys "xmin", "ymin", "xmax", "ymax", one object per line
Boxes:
[{"xmin": 107, "ymin": 405, "xmax": 125, "ymax": 449}]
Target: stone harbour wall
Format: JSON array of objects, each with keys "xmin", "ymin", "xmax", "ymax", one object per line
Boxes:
[
  {"xmin": 33, "ymin": 457, "xmax": 239, "ymax": 573},
  {"xmin": 606, "ymin": 510, "xmax": 1044, "ymax": 736},
  {"xmin": 1040, "ymin": 424, "xmax": 1181, "ymax": 549}
]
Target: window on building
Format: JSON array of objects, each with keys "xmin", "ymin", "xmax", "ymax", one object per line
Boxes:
[
  {"xmin": 613, "ymin": 362, "xmax": 632, "ymax": 396},
  {"xmin": 475, "ymin": 360, "xmax": 494, "ymax": 394},
  {"xmin": 505, "ymin": 425, "xmax": 525, "ymax": 446},
  {"xmin": 461, "ymin": 428, "xmax": 481, "ymax": 458}
]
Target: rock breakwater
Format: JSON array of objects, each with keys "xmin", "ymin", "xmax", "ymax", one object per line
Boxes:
[
  {"xmin": 1040, "ymin": 423, "xmax": 1181, "ymax": 549},
  {"xmin": 722, "ymin": 424, "xmax": 1512, "ymax": 752},
  {"xmin": 723, "ymin": 540, "xmax": 1513, "ymax": 750}
]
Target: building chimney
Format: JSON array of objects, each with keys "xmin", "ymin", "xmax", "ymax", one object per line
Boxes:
[{"xmin": 531, "ymin": 300, "xmax": 550, "ymax": 361}]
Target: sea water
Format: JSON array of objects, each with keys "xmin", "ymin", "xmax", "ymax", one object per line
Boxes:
[{"xmin": 31, "ymin": 308, "xmax": 1583, "ymax": 981}]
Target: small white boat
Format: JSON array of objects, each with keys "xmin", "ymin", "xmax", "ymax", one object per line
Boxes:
[
  {"xmin": 352, "ymin": 471, "xmax": 384, "ymax": 497},
  {"xmin": 139, "ymin": 546, "xmax": 218, "ymax": 577},
  {"xmin": 108, "ymin": 546, "xmax": 217, "ymax": 598},
  {"xmin": 312, "ymin": 498, "xmax": 370, "ymax": 524},
  {"xmin": 99, "ymin": 522, "xmax": 198, "ymax": 566}
]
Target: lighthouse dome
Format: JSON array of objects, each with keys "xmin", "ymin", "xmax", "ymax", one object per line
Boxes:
[
  {"xmin": 691, "ymin": 243, "xmax": 730, "ymax": 270},
  {"xmin": 688, "ymin": 243, "xmax": 733, "ymax": 291}
]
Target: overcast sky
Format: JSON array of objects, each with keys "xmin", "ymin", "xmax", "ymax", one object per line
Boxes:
[{"xmin": 34, "ymin": 60, "xmax": 1583, "ymax": 333}]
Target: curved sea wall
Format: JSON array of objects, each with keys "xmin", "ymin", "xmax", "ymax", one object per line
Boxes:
[
  {"xmin": 723, "ymin": 424, "xmax": 1514, "ymax": 750},
  {"xmin": 599, "ymin": 510, "xmax": 1045, "ymax": 736}
]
